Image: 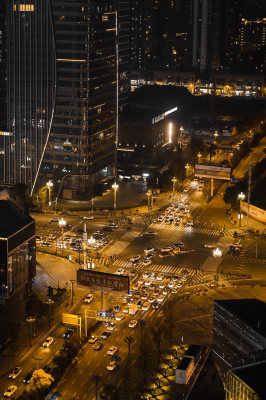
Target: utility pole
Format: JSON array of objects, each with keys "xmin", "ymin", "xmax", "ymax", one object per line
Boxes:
[
  {"xmin": 247, "ymin": 162, "xmax": 252, "ymax": 231},
  {"xmin": 70, "ymin": 280, "xmax": 75, "ymax": 306}
]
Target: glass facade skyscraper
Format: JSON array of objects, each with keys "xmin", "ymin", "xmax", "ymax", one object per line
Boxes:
[{"xmin": 4, "ymin": 1, "xmax": 117, "ymax": 199}]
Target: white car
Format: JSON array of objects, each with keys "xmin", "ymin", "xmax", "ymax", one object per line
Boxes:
[
  {"xmin": 84, "ymin": 294, "xmax": 94, "ymax": 303},
  {"xmin": 130, "ymin": 255, "xmax": 141, "ymax": 263},
  {"xmin": 143, "ymin": 259, "xmax": 152, "ymax": 266},
  {"xmin": 143, "ymin": 272, "xmax": 151, "ymax": 279},
  {"xmin": 160, "ymin": 247, "xmax": 171, "ymax": 253},
  {"xmin": 123, "ymin": 307, "xmax": 129, "ymax": 314},
  {"xmin": 42, "ymin": 337, "xmax": 54, "ymax": 347},
  {"xmin": 142, "ymin": 302, "xmax": 150, "ymax": 311},
  {"xmin": 115, "ymin": 313, "xmax": 125, "ymax": 321},
  {"xmin": 107, "ymin": 361, "xmax": 119, "ymax": 371},
  {"xmin": 84, "ymin": 215, "xmax": 94, "ymax": 220},
  {"xmin": 129, "ymin": 320, "xmax": 138, "ymax": 328},
  {"xmin": 115, "ymin": 269, "xmax": 125, "ymax": 276},
  {"xmin": 144, "ymin": 280, "xmax": 151, "ymax": 286},
  {"xmin": 183, "ymin": 187, "xmax": 189, "ymax": 193},
  {"xmin": 88, "ymin": 335, "xmax": 98, "ymax": 344},
  {"xmin": 157, "ymin": 296, "xmax": 164, "ymax": 303},
  {"xmin": 157, "ymin": 274, "xmax": 164, "ymax": 281},
  {"xmin": 107, "ymin": 323, "xmax": 117, "ymax": 331},
  {"xmin": 107, "ymin": 345, "xmax": 118, "ymax": 356},
  {"xmin": 144, "ymin": 247, "xmax": 154, "ymax": 254},
  {"xmin": 186, "ymin": 220, "xmax": 194, "ymax": 226}
]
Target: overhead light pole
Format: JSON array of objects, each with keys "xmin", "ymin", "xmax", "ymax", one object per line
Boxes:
[
  {"xmin": 46, "ymin": 180, "xmax": 53, "ymax": 213},
  {"xmin": 112, "ymin": 182, "xmax": 119, "ymax": 210},
  {"xmin": 58, "ymin": 218, "xmax": 66, "ymax": 255},
  {"xmin": 146, "ymin": 190, "xmax": 152, "ymax": 210},
  {"xmin": 237, "ymin": 192, "xmax": 245, "ymax": 227}
]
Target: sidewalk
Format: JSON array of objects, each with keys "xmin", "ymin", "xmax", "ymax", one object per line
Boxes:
[{"xmin": 226, "ymin": 209, "xmax": 266, "ymax": 235}]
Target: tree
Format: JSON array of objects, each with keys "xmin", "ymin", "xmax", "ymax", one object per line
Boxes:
[
  {"xmin": 32, "ymin": 185, "xmax": 47, "ymax": 211},
  {"xmin": 32, "ymin": 369, "xmax": 54, "ymax": 390}
]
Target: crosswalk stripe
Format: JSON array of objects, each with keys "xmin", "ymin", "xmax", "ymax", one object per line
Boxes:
[{"xmin": 150, "ymin": 222, "xmax": 221, "ymax": 236}]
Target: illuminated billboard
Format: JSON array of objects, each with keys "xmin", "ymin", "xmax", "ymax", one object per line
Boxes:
[
  {"xmin": 77, "ymin": 269, "xmax": 129, "ymax": 294},
  {"xmin": 152, "ymin": 107, "xmax": 178, "ymax": 124},
  {"xmin": 194, "ymin": 164, "xmax": 231, "ymax": 181}
]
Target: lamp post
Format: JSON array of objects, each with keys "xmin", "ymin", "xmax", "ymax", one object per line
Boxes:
[
  {"xmin": 171, "ymin": 177, "xmax": 177, "ymax": 195},
  {"xmin": 197, "ymin": 152, "xmax": 202, "ymax": 163},
  {"xmin": 46, "ymin": 180, "xmax": 53, "ymax": 213},
  {"xmin": 185, "ymin": 163, "xmax": 189, "ymax": 177},
  {"xmin": 87, "ymin": 236, "xmax": 96, "ymax": 269},
  {"xmin": 70, "ymin": 280, "xmax": 75, "ymax": 306},
  {"xmin": 179, "ymin": 125, "xmax": 184, "ymax": 148},
  {"xmin": 237, "ymin": 192, "xmax": 245, "ymax": 227},
  {"xmin": 146, "ymin": 190, "xmax": 152, "ymax": 210},
  {"xmin": 58, "ymin": 218, "xmax": 66, "ymax": 255},
  {"xmin": 112, "ymin": 182, "xmax": 119, "ymax": 210},
  {"xmin": 46, "ymin": 299, "xmax": 54, "ymax": 329},
  {"xmin": 26, "ymin": 316, "xmax": 36, "ymax": 347}
]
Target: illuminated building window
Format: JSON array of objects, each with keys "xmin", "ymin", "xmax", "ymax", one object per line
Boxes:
[{"xmin": 14, "ymin": 4, "xmax": 35, "ymax": 12}]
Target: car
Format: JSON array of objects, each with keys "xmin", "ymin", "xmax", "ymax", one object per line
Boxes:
[
  {"xmin": 107, "ymin": 322, "xmax": 117, "ymax": 331},
  {"xmin": 107, "ymin": 345, "xmax": 118, "ymax": 356},
  {"xmin": 129, "ymin": 269, "xmax": 137, "ymax": 277},
  {"xmin": 47, "ymin": 234, "xmax": 56, "ymax": 241},
  {"xmin": 115, "ymin": 313, "xmax": 125, "ymax": 321},
  {"xmin": 84, "ymin": 215, "xmax": 94, "ymax": 220},
  {"xmin": 138, "ymin": 278, "xmax": 144, "ymax": 285},
  {"xmin": 8, "ymin": 367, "xmax": 22, "ymax": 380},
  {"xmin": 141, "ymin": 231, "xmax": 157, "ymax": 237},
  {"xmin": 231, "ymin": 243, "xmax": 243, "ymax": 249},
  {"xmin": 4, "ymin": 385, "xmax": 17, "ymax": 397},
  {"xmin": 43, "ymin": 365, "xmax": 52, "ymax": 373},
  {"xmin": 198, "ymin": 186, "xmax": 203, "ymax": 191},
  {"xmin": 40, "ymin": 241, "xmax": 51, "ymax": 247},
  {"xmin": 183, "ymin": 187, "xmax": 189, "ymax": 193},
  {"xmin": 144, "ymin": 253, "xmax": 153, "ymax": 260},
  {"xmin": 152, "ymin": 302, "xmax": 160, "ymax": 309},
  {"xmin": 160, "ymin": 247, "xmax": 172, "ymax": 253},
  {"xmin": 61, "ymin": 342, "xmax": 71, "ymax": 352},
  {"xmin": 63, "ymin": 328, "xmax": 74, "ymax": 339},
  {"xmin": 157, "ymin": 296, "xmax": 164, "ymax": 303},
  {"xmin": 93, "ymin": 341, "xmax": 103, "ymax": 351},
  {"xmin": 156, "ymin": 274, "xmax": 164, "ymax": 281},
  {"xmin": 84, "ymin": 294, "xmax": 94, "ymax": 303},
  {"xmin": 101, "ymin": 331, "xmax": 111, "ymax": 340},
  {"xmin": 137, "ymin": 300, "xmax": 142, "ymax": 308},
  {"xmin": 148, "ymin": 296, "xmax": 156, "ymax": 303},
  {"xmin": 130, "ymin": 255, "xmax": 141, "ymax": 263},
  {"xmin": 114, "ymin": 305, "xmax": 120, "ymax": 313},
  {"xmin": 144, "ymin": 247, "xmax": 155, "ymax": 254},
  {"xmin": 123, "ymin": 307, "xmax": 129, "ymax": 314},
  {"xmin": 128, "ymin": 319, "xmax": 138, "ymax": 328},
  {"xmin": 186, "ymin": 220, "xmax": 194, "ymax": 226},
  {"xmin": 143, "ymin": 259, "xmax": 152, "ymax": 266},
  {"xmin": 109, "ymin": 222, "xmax": 118, "ymax": 229},
  {"xmin": 142, "ymin": 302, "xmax": 150, "ymax": 311},
  {"xmin": 88, "ymin": 335, "xmax": 98, "ymax": 344},
  {"xmin": 107, "ymin": 360, "xmax": 119, "ymax": 371},
  {"xmin": 50, "ymin": 217, "xmax": 60, "ymax": 223},
  {"xmin": 115, "ymin": 269, "xmax": 125, "ymax": 276},
  {"xmin": 43, "ymin": 337, "xmax": 54, "ymax": 347},
  {"xmin": 143, "ymin": 272, "xmax": 151, "ymax": 279},
  {"xmin": 144, "ymin": 280, "xmax": 151, "ymax": 286}
]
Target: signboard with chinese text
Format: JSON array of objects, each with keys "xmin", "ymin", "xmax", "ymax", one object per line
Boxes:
[
  {"xmin": 194, "ymin": 164, "xmax": 231, "ymax": 181},
  {"xmin": 96, "ymin": 311, "xmax": 115, "ymax": 321},
  {"xmin": 77, "ymin": 269, "xmax": 129, "ymax": 294}
]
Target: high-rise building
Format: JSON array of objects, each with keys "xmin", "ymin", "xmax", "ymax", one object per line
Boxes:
[
  {"xmin": 117, "ymin": 0, "xmax": 131, "ymax": 110},
  {"xmin": 4, "ymin": 1, "xmax": 117, "ymax": 200},
  {"xmin": 0, "ymin": 196, "xmax": 35, "ymax": 327},
  {"xmin": 213, "ymin": 299, "xmax": 266, "ymax": 374},
  {"xmin": 0, "ymin": 1, "xmax": 6, "ymax": 114}
]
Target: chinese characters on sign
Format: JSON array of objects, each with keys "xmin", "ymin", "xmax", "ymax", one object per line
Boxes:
[{"xmin": 77, "ymin": 269, "xmax": 129, "ymax": 294}]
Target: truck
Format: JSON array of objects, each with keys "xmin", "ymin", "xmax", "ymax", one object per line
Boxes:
[{"xmin": 129, "ymin": 304, "xmax": 138, "ymax": 316}]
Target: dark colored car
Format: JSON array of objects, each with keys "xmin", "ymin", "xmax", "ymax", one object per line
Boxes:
[
  {"xmin": 23, "ymin": 373, "xmax": 33, "ymax": 384},
  {"xmin": 63, "ymin": 328, "xmax": 74, "ymax": 339},
  {"xmin": 101, "ymin": 331, "xmax": 111, "ymax": 340},
  {"xmin": 43, "ymin": 365, "xmax": 51, "ymax": 373}
]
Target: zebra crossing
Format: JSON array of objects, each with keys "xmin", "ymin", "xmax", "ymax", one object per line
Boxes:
[
  {"xmin": 151, "ymin": 222, "xmax": 222, "ymax": 236},
  {"xmin": 112, "ymin": 258, "xmax": 196, "ymax": 276},
  {"xmin": 223, "ymin": 254, "xmax": 266, "ymax": 264}
]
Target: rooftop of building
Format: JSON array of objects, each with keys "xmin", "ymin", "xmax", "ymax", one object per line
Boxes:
[
  {"xmin": 0, "ymin": 199, "xmax": 34, "ymax": 238},
  {"xmin": 215, "ymin": 299, "xmax": 266, "ymax": 337},
  {"xmin": 231, "ymin": 361, "xmax": 266, "ymax": 396},
  {"xmin": 178, "ymin": 356, "xmax": 193, "ymax": 370}
]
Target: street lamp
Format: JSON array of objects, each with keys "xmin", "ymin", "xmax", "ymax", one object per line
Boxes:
[
  {"xmin": 87, "ymin": 236, "xmax": 96, "ymax": 269},
  {"xmin": 197, "ymin": 152, "xmax": 202, "ymax": 163},
  {"xmin": 46, "ymin": 180, "xmax": 53, "ymax": 213},
  {"xmin": 171, "ymin": 177, "xmax": 177, "ymax": 195},
  {"xmin": 26, "ymin": 316, "xmax": 36, "ymax": 347},
  {"xmin": 185, "ymin": 163, "xmax": 189, "ymax": 177},
  {"xmin": 238, "ymin": 192, "xmax": 245, "ymax": 227},
  {"xmin": 112, "ymin": 182, "xmax": 119, "ymax": 210},
  {"xmin": 213, "ymin": 248, "xmax": 222, "ymax": 257},
  {"xmin": 179, "ymin": 125, "xmax": 184, "ymax": 148},
  {"xmin": 58, "ymin": 218, "xmax": 66, "ymax": 255},
  {"xmin": 46, "ymin": 299, "xmax": 54, "ymax": 329},
  {"xmin": 146, "ymin": 190, "xmax": 152, "ymax": 210}
]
